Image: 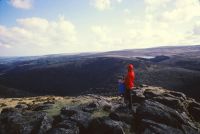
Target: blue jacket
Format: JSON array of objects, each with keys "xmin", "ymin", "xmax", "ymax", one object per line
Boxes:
[{"xmin": 118, "ymin": 83, "xmax": 125, "ymax": 94}]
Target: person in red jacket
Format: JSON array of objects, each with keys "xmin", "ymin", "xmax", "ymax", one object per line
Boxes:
[{"xmin": 125, "ymin": 64, "xmax": 135, "ymax": 110}]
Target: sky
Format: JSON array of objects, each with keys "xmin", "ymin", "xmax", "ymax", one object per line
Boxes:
[{"xmin": 0, "ymin": 0, "xmax": 200, "ymax": 56}]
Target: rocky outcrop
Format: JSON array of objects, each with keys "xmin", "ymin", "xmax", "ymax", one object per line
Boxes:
[
  {"xmin": 0, "ymin": 85, "xmax": 200, "ymax": 134},
  {"xmin": 88, "ymin": 117, "xmax": 126, "ymax": 134},
  {"xmin": 0, "ymin": 108, "xmax": 53, "ymax": 134},
  {"xmin": 135, "ymin": 100, "xmax": 197, "ymax": 134}
]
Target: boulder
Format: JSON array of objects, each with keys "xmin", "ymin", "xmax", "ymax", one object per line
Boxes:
[
  {"xmin": 138, "ymin": 119, "xmax": 183, "ymax": 134},
  {"xmin": 135, "ymin": 100, "xmax": 199, "ymax": 134},
  {"xmin": 0, "ymin": 108, "xmax": 52, "ymax": 134},
  {"xmin": 43, "ymin": 101, "xmax": 55, "ymax": 105},
  {"xmin": 15, "ymin": 104, "xmax": 29, "ymax": 110},
  {"xmin": 188, "ymin": 101, "xmax": 200, "ymax": 122},
  {"xmin": 60, "ymin": 107, "xmax": 92, "ymax": 133},
  {"xmin": 103, "ymin": 104, "xmax": 112, "ymax": 112},
  {"xmin": 97, "ymin": 99, "xmax": 112, "ymax": 109},
  {"xmin": 168, "ymin": 91, "xmax": 187, "ymax": 101},
  {"xmin": 54, "ymin": 120, "xmax": 79, "ymax": 133},
  {"xmin": 143, "ymin": 88, "xmax": 188, "ymax": 112},
  {"xmin": 1, "ymin": 107, "xmax": 18, "ymax": 114},
  {"xmin": 32, "ymin": 103, "xmax": 53, "ymax": 111},
  {"xmin": 152, "ymin": 96, "xmax": 186, "ymax": 112},
  {"xmin": 143, "ymin": 88, "xmax": 165, "ymax": 98},
  {"xmin": 47, "ymin": 128, "xmax": 75, "ymax": 134},
  {"xmin": 0, "ymin": 103, "xmax": 7, "ymax": 107},
  {"xmin": 88, "ymin": 117, "xmax": 125, "ymax": 134},
  {"xmin": 82, "ymin": 102, "xmax": 98, "ymax": 113},
  {"xmin": 36, "ymin": 114, "xmax": 53, "ymax": 134},
  {"xmin": 109, "ymin": 112, "xmax": 134, "ymax": 125},
  {"xmin": 131, "ymin": 89, "xmax": 145, "ymax": 103}
]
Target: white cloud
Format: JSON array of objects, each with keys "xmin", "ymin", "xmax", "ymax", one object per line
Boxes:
[
  {"xmin": 144, "ymin": 0, "xmax": 200, "ymax": 23},
  {"xmin": 1, "ymin": 0, "xmax": 200, "ymax": 56},
  {"xmin": 121, "ymin": 0, "xmax": 200, "ymax": 48},
  {"xmin": 116, "ymin": 0, "xmax": 122, "ymax": 3},
  {"xmin": 90, "ymin": 25, "xmax": 112, "ymax": 49},
  {"xmin": 144, "ymin": 0, "xmax": 172, "ymax": 14},
  {"xmin": 91, "ymin": 25, "xmax": 110, "ymax": 41},
  {"xmin": 162, "ymin": 0, "xmax": 200, "ymax": 22},
  {"xmin": 0, "ymin": 17, "xmax": 78, "ymax": 56},
  {"xmin": 145, "ymin": 0, "xmax": 171, "ymax": 7},
  {"xmin": 193, "ymin": 21, "xmax": 200, "ymax": 35},
  {"xmin": 4, "ymin": 44, "xmax": 12, "ymax": 48},
  {"xmin": 93, "ymin": 0, "xmax": 111, "ymax": 10},
  {"xmin": 10, "ymin": 0, "xmax": 33, "ymax": 9},
  {"xmin": 90, "ymin": 25, "xmax": 125, "ymax": 50},
  {"xmin": 89, "ymin": 0, "xmax": 200, "ymax": 50},
  {"xmin": 123, "ymin": 9, "xmax": 131, "ymax": 15},
  {"xmin": 91, "ymin": 0, "xmax": 122, "ymax": 11}
]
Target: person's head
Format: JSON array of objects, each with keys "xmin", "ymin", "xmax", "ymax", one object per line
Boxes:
[
  {"xmin": 127, "ymin": 64, "xmax": 134, "ymax": 72},
  {"xmin": 118, "ymin": 76, "xmax": 124, "ymax": 83}
]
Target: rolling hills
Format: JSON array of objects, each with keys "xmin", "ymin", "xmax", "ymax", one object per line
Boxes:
[{"xmin": 0, "ymin": 45, "xmax": 200, "ymax": 101}]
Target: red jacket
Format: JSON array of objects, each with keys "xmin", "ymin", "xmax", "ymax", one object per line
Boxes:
[{"xmin": 125, "ymin": 64, "xmax": 135, "ymax": 90}]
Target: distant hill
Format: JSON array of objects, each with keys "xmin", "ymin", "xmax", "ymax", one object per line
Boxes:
[
  {"xmin": 0, "ymin": 84, "xmax": 34, "ymax": 98},
  {"xmin": 98, "ymin": 45, "xmax": 200, "ymax": 57},
  {"xmin": 0, "ymin": 45, "xmax": 200, "ymax": 101}
]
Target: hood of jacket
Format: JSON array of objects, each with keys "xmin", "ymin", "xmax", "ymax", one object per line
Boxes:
[{"xmin": 128, "ymin": 64, "xmax": 134, "ymax": 72}]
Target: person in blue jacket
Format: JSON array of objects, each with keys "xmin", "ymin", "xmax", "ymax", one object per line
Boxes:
[{"xmin": 118, "ymin": 76, "xmax": 125, "ymax": 98}]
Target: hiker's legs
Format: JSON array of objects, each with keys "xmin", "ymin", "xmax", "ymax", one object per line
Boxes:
[
  {"xmin": 124, "ymin": 89, "xmax": 128, "ymax": 104},
  {"xmin": 128, "ymin": 90, "xmax": 132, "ymax": 110},
  {"xmin": 125, "ymin": 89, "xmax": 132, "ymax": 110}
]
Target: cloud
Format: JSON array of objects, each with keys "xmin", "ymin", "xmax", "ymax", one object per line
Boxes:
[
  {"xmin": 92, "ymin": 0, "xmax": 111, "ymax": 10},
  {"xmin": 0, "ymin": 16, "xmax": 78, "ymax": 56},
  {"xmin": 121, "ymin": 0, "xmax": 200, "ymax": 48},
  {"xmin": 161, "ymin": 0, "xmax": 200, "ymax": 22},
  {"xmin": 144, "ymin": 0, "xmax": 200, "ymax": 23},
  {"xmin": 145, "ymin": 0, "xmax": 171, "ymax": 8},
  {"xmin": 10, "ymin": 0, "xmax": 33, "ymax": 9},
  {"xmin": 123, "ymin": 9, "xmax": 131, "ymax": 15},
  {"xmin": 1, "ymin": 0, "xmax": 200, "ymax": 56},
  {"xmin": 91, "ymin": 25, "xmax": 110, "ymax": 41},
  {"xmin": 90, "ymin": 25, "xmax": 112, "ymax": 49},
  {"xmin": 91, "ymin": 0, "xmax": 122, "ymax": 11},
  {"xmin": 193, "ymin": 21, "xmax": 200, "ymax": 35},
  {"xmin": 89, "ymin": 0, "xmax": 200, "ymax": 50},
  {"xmin": 90, "ymin": 25, "xmax": 125, "ymax": 50}
]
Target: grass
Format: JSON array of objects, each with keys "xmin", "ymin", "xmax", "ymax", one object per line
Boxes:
[
  {"xmin": 44, "ymin": 100, "xmax": 68, "ymax": 117},
  {"xmin": 44, "ymin": 96, "xmax": 92, "ymax": 117},
  {"xmin": 0, "ymin": 95, "xmax": 111, "ymax": 119},
  {"xmin": 91, "ymin": 109, "xmax": 109, "ymax": 118}
]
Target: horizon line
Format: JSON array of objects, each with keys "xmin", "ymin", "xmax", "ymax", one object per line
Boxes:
[{"xmin": 0, "ymin": 44, "xmax": 199, "ymax": 58}]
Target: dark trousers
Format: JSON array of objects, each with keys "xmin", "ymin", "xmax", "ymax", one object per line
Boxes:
[{"xmin": 125, "ymin": 89, "xmax": 132, "ymax": 110}]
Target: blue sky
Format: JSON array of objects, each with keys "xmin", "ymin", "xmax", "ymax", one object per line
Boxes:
[{"xmin": 0, "ymin": 0, "xmax": 200, "ymax": 56}]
